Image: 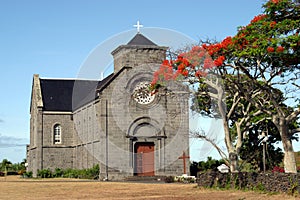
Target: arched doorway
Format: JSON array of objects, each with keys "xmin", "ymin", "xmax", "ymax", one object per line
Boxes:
[{"xmin": 134, "ymin": 142, "xmax": 155, "ymax": 176}]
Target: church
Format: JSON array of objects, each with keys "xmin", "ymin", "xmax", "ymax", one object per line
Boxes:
[{"xmin": 27, "ymin": 30, "xmax": 190, "ymax": 180}]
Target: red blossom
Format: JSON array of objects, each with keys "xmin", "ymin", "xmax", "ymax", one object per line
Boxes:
[
  {"xmin": 267, "ymin": 46, "xmax": 275, "ymax": 52},
  {"xmin": 181, "ymin": 70, "xmax": 188, "ymax": 76},
  {"xmin": 178, "ymin": 63, "xmax": 185, "ymax": 71},
  {"xmin": 276, "ymin": 46, "xmax": 284, "ymax": 52},
  {"xmin": 214, "ymin": 56, "xmax": 225, "ymax": 67},
  {"xmin": 221, "ymin": 36, "xmax": 233, "ymax": 49},
  {"xmin": 203, "ymin": 57, "xmax": 214, "ymax": 69},
  {"xmin": 162, "ymin": 60, "xmax": 171, "ymax": 66},
  {"xmin": 271, "ymin": 0, "xmax": 279, "ymax": 4},
  {"xmin": 270, "ymin": 21, "xmax": 276, "ymax": 28},
  {"xmin": 250, "ymin": 14, "xmax": 267, "ymax": 23}
]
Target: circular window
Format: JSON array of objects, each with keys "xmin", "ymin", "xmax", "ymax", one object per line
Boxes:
[{"xmin": 133, "ymin": 82, "xmax": 155, "ymax": 104}]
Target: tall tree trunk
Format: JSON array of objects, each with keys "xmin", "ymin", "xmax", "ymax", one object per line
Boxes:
[
  {"xmin": 229, "ymin": 152, "xmax": 238, "ymax": 172},
  {"xmin": 277, "ymin": 118, "xmax": 297, "ymax": 173},
  {"xmin": 217, "ymin": 85, "xmax": 239, "ymax": 172},
  {"xmin": 223, "ymin": 118, "xmax": 239, "ymax": 172}
]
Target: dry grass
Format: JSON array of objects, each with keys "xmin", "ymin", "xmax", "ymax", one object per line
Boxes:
[{"xmin": 0, "ymin": 176, "xmax": 297, "ymax": 200}]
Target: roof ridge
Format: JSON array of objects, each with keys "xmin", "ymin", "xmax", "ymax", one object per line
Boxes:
[{"xmin": 127, "ymin": 33, "xmax": 157, "ymax": 46}]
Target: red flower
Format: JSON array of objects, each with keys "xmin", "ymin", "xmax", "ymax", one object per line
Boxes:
[
  {"xmin": 178, "ymin": 63, "xmax": 185, "ymax": 71},
  {"xmin": 271, "ymin": 0, "xmax": 279, "ymax": 4},
  {"xmin": 202, "ymin": 44, "xmax": 208, "ymax": 49},
  {"xmin": 267, "ymin": 46, "xmax": 275, "ymax": 52},
  {"xmin": 214, "ymin": 56, "xmax": 225, "ymax": 67},
  {"xmin": 270, "ymin": 21, "xmax": 276, "ymax": 28},
  {"xmin": 250, "ymin": 14, "xmax": 266, "ymax": 23},
  {"xmin": 221, "ymin": 36, "xmax": 233, "ymax": 49},
  {"xmin": 181, "ymin": 70, "xmax": 188, "ymax": 76},
  {"xmin": 276, "ymin": 46, "xmax": 284, "ymax": 52},
  {"xmin": 203, "ymin": 58, "xmax": 214, "ymax": 69},
  {"xmin": 162, "ymin": 60, "xmax": 171, "ymax": 66}
]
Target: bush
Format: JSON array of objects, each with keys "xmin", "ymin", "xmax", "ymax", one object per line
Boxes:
[
  {"xmin": 62, "ymin": 168, "xmax": 79, "ymax": 178},
  {"xmin": 53, "ymin": 168, "xmax": 63, "ymax": 178},
  {"xmin": 164, "ymin": 176, "xmax": 175, "ymax": 183},
  {"xmin": 37, "ymin": 169, "xmax": 53, "ymax": 178},
  {"xmin": 33, "ymin": 165, "xmax": 100, "ymax": 179},
  {"xmin": 23, "ymin": 171, "xmax": 33, "ymax": 178}
]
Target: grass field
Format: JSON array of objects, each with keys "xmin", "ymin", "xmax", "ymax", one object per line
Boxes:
[{"xmin": 0, "ymin": 176, "xmax": 297, "ymax": 200}]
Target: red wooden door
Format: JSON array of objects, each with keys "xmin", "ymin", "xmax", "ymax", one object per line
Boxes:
[{"xmin": 135, "ymin": 143, "xmax": 155, "ymax": 176}]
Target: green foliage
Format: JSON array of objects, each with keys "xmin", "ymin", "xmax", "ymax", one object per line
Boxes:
[
  {"xmin": 190, "ymin": 157, "xmax": 225, "ymax": 176},
  {"xmin": 0, "ymin": 158, "xmax": 26, "ymax": 174},
  {"xmin": 0, "ymin": 159, "xmax": 12, "ymax": 171},
  {"xmin": 239, "ymin": 120, "xmax": 285, "ymax": 172},
  {"xmin": 53, "ymin": 168, "xmax": 63, "ymax": 178},
  {"xmin": 37, "ymin": 168, "xmax": 53, "ymax": 178},
  {"xmin": 23, "ymin": 171, "xmax": 33, "ymax": 178},
  {"xmin": 35, "ymin": 164, "xmax": 100, "ymax": 179},
  {"xmin": 253, "ymin": 183, "xmax": 266, "ymax": 192}
]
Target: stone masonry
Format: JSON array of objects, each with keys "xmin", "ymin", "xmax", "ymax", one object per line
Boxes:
[{"xmin": 27, "ymin": 33, "xmax": 190, "ymax": 180}]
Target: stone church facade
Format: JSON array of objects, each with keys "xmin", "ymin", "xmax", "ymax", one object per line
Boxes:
[{"xmin": 27, "ymin": 33, "xmax": 190, "ymax": 180}]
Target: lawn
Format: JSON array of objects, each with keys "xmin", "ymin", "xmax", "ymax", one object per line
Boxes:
[{"xmin": 0, "ymin": 176, "xmax": 297, "ymax": 200}]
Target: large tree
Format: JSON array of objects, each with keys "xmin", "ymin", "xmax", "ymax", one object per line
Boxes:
[
  {"xmin": 151, "ymin": 0, "xmax": 300, "ymax": 173},
  {"xmin": 204, "ymin": 0, "xmax": 300, "ymax": 173}
]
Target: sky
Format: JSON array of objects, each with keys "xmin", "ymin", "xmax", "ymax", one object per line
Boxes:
[{"xmin": 0, "ymin": 0, "xmax": 286, "ymax": 163}]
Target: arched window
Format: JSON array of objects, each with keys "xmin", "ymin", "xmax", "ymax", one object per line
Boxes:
[{"xmin": 53, "ymin": 124, "xmax": 61, "ymax": 144}]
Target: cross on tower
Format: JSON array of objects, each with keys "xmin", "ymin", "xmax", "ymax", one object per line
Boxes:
[
  {"xmin": 133, "ymin": 20, "xmax": 143, "ymax": 33},
  {"xmin": 179, "ymin": 151, "xmax": 190, "ymax": 175}
]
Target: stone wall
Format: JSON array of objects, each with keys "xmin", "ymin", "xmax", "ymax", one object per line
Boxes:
[
  {"xmin": 197, "ymin": 172, "xmax": 300, "ymax": 194},
  {"xmin": 112, "ymin": 46, "xmax": 167, "ymax": 73}
]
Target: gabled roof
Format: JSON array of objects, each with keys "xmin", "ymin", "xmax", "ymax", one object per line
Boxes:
[
  {"xmin": 127, "ymin": 33, "xmax": 157, "ymax": 46},
  {"xmin": 39, "ymin": 75, "xmax": 113, "ymax": 112}
]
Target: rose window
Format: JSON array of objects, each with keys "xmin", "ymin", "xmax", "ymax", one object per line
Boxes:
[{"xmin": 133, "ymin": 82, "xmax": 155, "ymax": 104}]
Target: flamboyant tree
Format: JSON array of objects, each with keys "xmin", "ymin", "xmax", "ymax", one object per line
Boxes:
[
  {"xmin": 212, "ymin": 0, "xmax": 300, "ymax": 173},
  {"xmin": 151, "ymin": 0, "xmax": 300, "ymax": 173}
]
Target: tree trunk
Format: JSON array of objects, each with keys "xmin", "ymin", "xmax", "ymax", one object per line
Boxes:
[
  {"xmin": 277, "ymin": 118, "xmax": 297, "ymax": 173},
  {"xmin": 229, "ymin": 152, "xmax": 238, "ymax": 172}
]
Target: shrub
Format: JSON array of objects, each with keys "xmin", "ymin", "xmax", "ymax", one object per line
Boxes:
[
  {"xmin": 37, "ymin": 168, "xmax": 53, "ymax": 178},
  {"xmin": 62, "ymin": 168, "xmax": 78, "ymax": 178},
  {"xmin": 53, "ymin": 168, "xmax": 63, "ymax": 178},
  {"xmin": 164, "ymin": 176, "xmax": 175, "ymax": 183},
  {"xmin": 23, "ymin": 171, "xmax": 33, "ymax": 178}
]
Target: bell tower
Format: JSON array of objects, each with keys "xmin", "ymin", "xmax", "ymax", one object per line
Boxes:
[{"xmin": 111, "ymin": 33, "xmax": 168, "ymax": 73}]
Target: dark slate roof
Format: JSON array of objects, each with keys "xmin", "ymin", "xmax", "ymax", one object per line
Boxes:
[
  {"xmin": 40, "ymin": 75, "xmax": 113, "ymax": 111},
  {"xmin": 127, "ymin": 33, "xmax": 157, "ymax": 46}
]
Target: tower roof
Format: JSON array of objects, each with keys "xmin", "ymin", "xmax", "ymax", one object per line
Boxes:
[{"xmin": 127, "ymin": 33, "xmax": 157, "ymax": 46}]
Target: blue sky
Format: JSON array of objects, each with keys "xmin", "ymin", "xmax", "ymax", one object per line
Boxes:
[{"xmin": 0, "ymin": 0, "xmax": 272, "ymax": 163}]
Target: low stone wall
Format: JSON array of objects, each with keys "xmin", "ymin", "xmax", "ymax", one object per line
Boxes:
[{"xmin": 197, "ymin": 172, "xmax": 300, "ymax": 194}]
